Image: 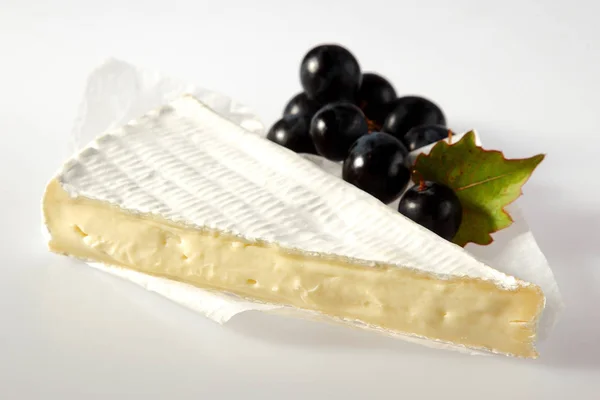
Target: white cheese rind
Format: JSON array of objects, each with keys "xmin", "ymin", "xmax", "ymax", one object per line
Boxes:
[{"xmin": 55, "ymin": 96, "xmax": 528, "ymax": 291}]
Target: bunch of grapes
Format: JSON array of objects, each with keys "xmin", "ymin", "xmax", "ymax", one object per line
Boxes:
[{"xmin": 268, "ymin": 44, "xmax": 462, "ymax": 241}]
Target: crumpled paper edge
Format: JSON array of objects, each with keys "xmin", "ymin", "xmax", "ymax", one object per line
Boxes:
[
  {"xmin": 64, "ymin": 58, "xmax": 563, "ymax": 355},
  {"xmin": 70, "ymin": 57, "xmax": 264, "ymax": 154}
]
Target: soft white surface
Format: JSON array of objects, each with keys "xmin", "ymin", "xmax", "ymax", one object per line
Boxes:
[
  {"xmin": 62, "ymin": 89, "xmax": 524, "ymax": 285},
  {"xmin": 1, "ymin": 1, "xmax": 599, "ymax": 398}
]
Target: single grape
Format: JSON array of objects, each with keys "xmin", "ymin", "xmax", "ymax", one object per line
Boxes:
[
  {"xmin": 267, "ymin": 115, "xmax": 317, "ymax": 154},
  {"xmin": 382, "ymin": 96, "xmax": 446, "ymax": 141},
  {"xmin": 342, "ymin": 132, "xmax": 410, "ymax": 204},
  {"xmin": 403, "ymin": 124, "xmax": 453, "ymax": 151},
  {"xmin": 310, "ymin": 102, "xmax": 368, "ymax": 161},
  {"xmin": 357, "ymin": 73, "xmax": 397, "ymax": 125},
  {"xmin": 300, "ymin": 44, "xmax": 361, "ymax": 104},
  {"xmin": 283, "ymin": 92, "xmax": 320, "ymax": 119},
  {"xmin": 398, "ymin": 181, "xmax": 462, "ymax": 241}
]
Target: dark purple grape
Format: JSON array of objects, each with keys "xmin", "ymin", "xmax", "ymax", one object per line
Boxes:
[
  {"xmin": 283, "ymin": 92, "xmax": 320, "ymax": 119},
  {"xmin": 382, "ymin": 96, "xmax": 446, "ymax": 141},
  {"xmin": 300, "ymin": 44, "xmax": 361, "ymax": 104},
  {"xmin": 398, "ymin": 181, "xmax": 462, "ymax": 241},
  {"xmin": 357, "ymin": 73, "xmax": 397, "ymax": 125},
  {"xmin": 342, "ymin": 132, "xmax": 410, "ymax": 204},
  {"xmin": 310, "ymin": 102, "xmax": 368, "ymax": 161},
  {"xmin": 267, "ymin": 115, "xmax": 317, "ymax": 154},
  {"xmin": 403, "ymin": 124, "xmax": 452, "ymax": 151}
]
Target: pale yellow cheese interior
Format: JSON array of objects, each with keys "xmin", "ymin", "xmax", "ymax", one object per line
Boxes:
[{"xmin": 43, "ymin": 180, "xmax": 544, "ymax": 357}]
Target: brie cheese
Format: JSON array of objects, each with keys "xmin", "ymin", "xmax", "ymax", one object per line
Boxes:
[{"xmin": 43, "ymin": 95, "xmax": 545, "ymax": 358}]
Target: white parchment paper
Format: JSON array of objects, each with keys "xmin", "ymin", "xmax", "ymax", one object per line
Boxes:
[{"xmin": 69, "ymin": 58, "xmax": 563, "ymax": 352}]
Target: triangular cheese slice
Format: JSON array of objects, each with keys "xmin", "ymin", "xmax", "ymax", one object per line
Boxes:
[{"xmin": 43, "ymin": 96, "xmax": 545, "ymax": 358}]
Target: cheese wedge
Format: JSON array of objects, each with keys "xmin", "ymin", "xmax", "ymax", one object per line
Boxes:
[{"xmin": 42, "ymin": 96, "xmax": 545, "ymax": 357}]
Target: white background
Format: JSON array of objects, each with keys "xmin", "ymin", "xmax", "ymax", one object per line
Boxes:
[{"xmin": 1, "ymin": 0, "xmax": 600, "ymax": 398}]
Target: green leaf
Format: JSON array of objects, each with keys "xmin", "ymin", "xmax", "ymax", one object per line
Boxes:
[{"xmin": 412, "ymin": 131, "xmax": 544, "ymax": 247}]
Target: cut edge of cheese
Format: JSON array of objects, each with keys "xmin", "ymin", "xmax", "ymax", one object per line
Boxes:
[
  {"xmin": 43, "ymin": 179, "xmax": 544, "ymax": 358},
  {"xmin": 79, "ymin": 262, "xmax": 516, "ymax": 358}
]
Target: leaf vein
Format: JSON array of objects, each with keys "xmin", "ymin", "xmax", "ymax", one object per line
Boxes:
[{"xmin": 455, "ymin": 171, "xmax": 516, "ymax": 191}]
